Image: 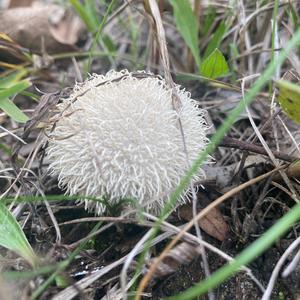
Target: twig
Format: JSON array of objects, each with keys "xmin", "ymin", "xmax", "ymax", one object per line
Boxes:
[{"xmin": 218, "ymin": 136, "xmax": 298, "ymax": 163}]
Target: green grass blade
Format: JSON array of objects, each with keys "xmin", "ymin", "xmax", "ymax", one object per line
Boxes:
[
  {"xmin": 0, "ymin": 98, "xmax": 28, "ymax": 123},
  {"xmin": 69, "ymin": 0, "xmax": 97, "ymax": 32},
  {"xmin": 0, "ymin": 79, "xmax": 31, "ymax": 123},
  {"xmin": 170, "ymin": 0, "xmax": 201, "ymax": 69},
  {"xmin": 202, "ymin": 6, "xmax": 216, "ymax": 36},
  {"xmin": 0, "ymin": 79, "xmax": 30, "ymax": 99},
  {"xmin": 200, "ymin": 48, "xmax": 229, "ymax": 79},
  {"xmin": 286, "ymin": 2, "xmax": 300, "ymax": 28},
  {"xmin": 2, "ymin": 194, "xmax": 105, "ymax": 205},
  {"xmin": 102, "ymin": 34, "xmax": 117, "ymax": 53},
  {"xmin": 167, "ymin": 202, "xmax": 300, "ymax": 300},
  {"xmin": 0, "ymin": 203, "xmax": 38, "ymax": 267},
  {"xmin": 3, "ymin": 263, "xmax": 62, "ymax": 281},
  {"xmin": 0, "ymin": 69, "xmax": 27, "ymax": 89},
  {"xmin": 203, "ymin": 21, "xmax": 226, "ymax": 59},
  {"xmin": 84, "ymin": 0, "xmax": 100, "ymax": 30},
  {"xmin": 86, "ymin": 0, "xmax": 117, "ymax": 74}
]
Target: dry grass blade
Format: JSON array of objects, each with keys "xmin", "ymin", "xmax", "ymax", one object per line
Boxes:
[
  {"xmin": 147, "ymin": 0, "xmax": 172, "ymax": 84},
  {"xmin": 262, "ymin": 235, "xmax": 300, "ymax": 300}
]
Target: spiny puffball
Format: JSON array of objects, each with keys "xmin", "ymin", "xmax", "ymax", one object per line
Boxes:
[{"xmin": 46, "ymin": 70, "xmax": 209, "ymax": 215}]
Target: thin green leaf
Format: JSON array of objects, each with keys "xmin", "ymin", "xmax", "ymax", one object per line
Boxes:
[
  {"xmin": 0, "ymin": 203, "xmax": 38, "ymax": 267},
  {"xmin": 0, "ymin": 79, "xmax": 31, "ymax": 123},
  {"xmin": 20, "ymin": 91, "xmax": 39, "ymax": 102},
  {"xmin": 0, "ymin": 79, "xmax": 30, "ymax": 99},
  {"xmin": 102, "ymin": 34, "xmax": 117, "ymax": 53},
  {"xmin": 69, "ymin": 0, "xmax": 96, "ymax": 32},
  {"xmin": 4, "ymin": 263, "xmax": 62, "ymax": 281},
  {"xmin": 276, "ymin": 80, "xmax": 300, "ymax": 124},
  {"xmin": 0, "ymin": 69, "xmax": 27, "ymax": 89},
  {"xmin": 200, "ymin": 48, "xmax": 229, "ymax": 79},
  {"xmin": 203, "ymin": 21, "xmax": 226, "ymax": 59},
  {"xmin": 170, "ymin": 0, "xmax": 201, "ymax": 69},
  {"xmin": 86, "ymin": 0, "xmax": 117, "ymax": 74},
  {"xmin": 202, "ymin": 6, "xmax": 216, "ymax": 36},
  {"xmin": 286, "ymin": 3, "xmax": 300, "ymax": 28},
  {"xmin": 84, "ymin": 0, "xmax": 100, "ymax": 30},
  {"xmin": 0, "ymin": 98, "xmax": 28, "ymax": 123}
]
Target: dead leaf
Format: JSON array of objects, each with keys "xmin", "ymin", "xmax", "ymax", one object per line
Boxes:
[
  {"xmin": 149, "ymin": 242, "xmax": 201, "ymax": 278},
  {"xmin": 179, "ymin": 203, "xmax": 229, "ymax": 241},
  {"xmin": 0, "ymin": 5, "xmax": 86, "ymax": 55},
  {"xmin": 49, "ymin": 9, "xmax": 84, "ymax": 45}
]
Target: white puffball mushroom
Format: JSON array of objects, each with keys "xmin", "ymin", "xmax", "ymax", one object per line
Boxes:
[{"xmin": 46, "ymin": 70, "xmax": 209, "ymax": 215}]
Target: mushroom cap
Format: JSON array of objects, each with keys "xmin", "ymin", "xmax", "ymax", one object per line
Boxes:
[{"xmin": 46, "ymin": 70, "xmax": 209, "ymax": 215}]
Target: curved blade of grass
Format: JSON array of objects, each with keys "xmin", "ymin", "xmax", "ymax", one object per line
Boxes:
[
  {"xmin": 170, "ymin": 0, "xmax": 201, "ymax": 69},
  {"xmin": 69, "ymin": 0, "xmax": 98, "ymax": 32},
  {"xmin": 202, "ymin": 6, "xmax": 216, "ymax": 36},
  {"xmin": 203, "ymin": 21, "xmax": 227, "ymax": 59},
  {"xmin": 134, "ymin": 26, "xmax": 300, "ymax": 299},
  {"xmin": 1, "ymin": 194, "xmax": 104, "ymax": 204},
  {"xmin": 0, "ymin": 98, "xmax": 28, "ymax": 123},
  {"xmin": 0, "ymin": 203, "xmax": 38, "ymax": 267},
  {"xmin": 84, "ymin": 0, "xmax": 100, "ymax": 31},
  {"xmin": 0, "ymin": 69, "xmax": 27, "ymax": 88},
  {"xmin": 0, "ymin": 79, "xmax": 31, "ymax": 123},
  {"xmin": 166, "ymin": 202, "xmax": 300, "ymax": 300},
  {"xmin": 86, "ymin": 0, "xmax": 117, "ymax": 74},
  {"xmin": 3, "ymin": 263, "xmax": 63, "ymax": 281},
  {"xmin": 0, "ymin": 79, "xmax": 30, "ymax": 99}
]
